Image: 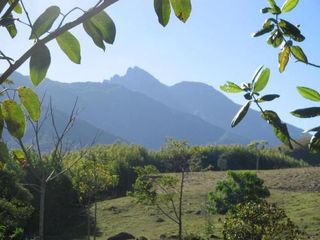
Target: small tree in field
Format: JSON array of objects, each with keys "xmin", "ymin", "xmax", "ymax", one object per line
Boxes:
[
  {"xmin": 131, "ymin": 139, "xmax": 191, "ymax": 240},
  {"xmin": 130, "ymin": 165, "xmax": 185, "ymax": 240},
  {"xmin": 66, "ymin": 151, "xmax": 118, "ymax": 240},
  {"xmin": 207, "ymin": 171, "xmax": 270, "ymax": 214},
  {"xmin": 223, "ymin": 201, "xmax": 308, "ymax": 240}
]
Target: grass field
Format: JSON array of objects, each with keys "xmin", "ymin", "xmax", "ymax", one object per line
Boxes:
[{"xmin": 56, "ymin": 167, "xmax": 320, "ymax": 240}]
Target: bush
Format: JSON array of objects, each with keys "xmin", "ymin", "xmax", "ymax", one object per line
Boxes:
[
  {"xmin": 207, "ymin": 171, "xmax": 270, "ymax": 214},
  {"xmin": 0, "ymin": 169, "xmax": 33, "ymax": 239},
  {"xmin": 222, "ymin": 201, "xmax": 308, "ymax": 240}
]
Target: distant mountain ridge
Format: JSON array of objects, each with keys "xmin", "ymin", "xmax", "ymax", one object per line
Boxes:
[
  {"xmin": 108, "ymin": 67, "xmax": 303, "ymax": 145},
  {"xmin": 7, "ymin": 68, "xmax": 303, "ymax": 149}
]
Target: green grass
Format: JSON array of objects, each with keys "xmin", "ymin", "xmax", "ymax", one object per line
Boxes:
[{"xmin": 57, "ymin": 167, "xmax": 320, "ymax": 239}]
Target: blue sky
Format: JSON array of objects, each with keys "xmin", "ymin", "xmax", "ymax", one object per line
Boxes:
[{"xmin": 1, "ymin": 0, "xmax": 320, "ymax": 130}]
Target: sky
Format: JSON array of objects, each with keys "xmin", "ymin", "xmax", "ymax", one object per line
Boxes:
[{"xmin": 1, "ymin": 0, "xmax": 320, "ymax": 130}]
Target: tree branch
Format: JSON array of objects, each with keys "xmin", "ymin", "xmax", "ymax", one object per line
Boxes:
[{"xmin": 0, "ymin": 0, "xmax": 119, "ymax": 83}]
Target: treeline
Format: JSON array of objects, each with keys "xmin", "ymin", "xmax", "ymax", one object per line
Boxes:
[
  {"xmin": 0, "ymin": 140, "xmax": 309, "ymax": 238},
  {"xmin": 65, "ymin": 140, "xmax": 308, "ymax": 196}
]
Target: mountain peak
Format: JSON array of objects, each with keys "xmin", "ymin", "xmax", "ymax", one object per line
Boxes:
[
  {"xmin": 126, "ymin": 66, "xmax": 149, "ymax": 75},
  {"xmin": 108, "ymin": 66, "xmax": 166, "ymax": 93}
]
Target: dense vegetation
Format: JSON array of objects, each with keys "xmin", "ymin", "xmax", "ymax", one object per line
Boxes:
[{"xmin": 0, "ymin": 139, "xmax": 312, "ymax": 239}]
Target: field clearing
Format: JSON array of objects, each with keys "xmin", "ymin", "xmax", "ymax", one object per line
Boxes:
[{"xmin": 55, "ymin": 167, "xmax": 320, "ymax": 240}]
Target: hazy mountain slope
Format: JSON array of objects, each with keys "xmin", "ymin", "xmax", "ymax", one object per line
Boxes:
[
  {"xmin": 10, "ymin": 72, "xmax": 245, "ymax": 149},
  {"xmin": 5, "ymin": 73, "xmax": 123, "ymax": 149},
  {"xmin": 109, "ymin": 67, "xmax": 303, "ymax": 145}
]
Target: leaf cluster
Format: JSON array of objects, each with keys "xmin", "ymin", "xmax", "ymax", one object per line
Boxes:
[
  {"xmin": 291, "ymin": 87, "xmax": 320, "ymax": 153},
  {"xmin": 154, "ymin": 0, "xmax": 192, "ymax": 27},
  {"xmin": 252, "ymin": 0, "xmax": 307, "ymax": 73},
  {"xmin": 220, "ymin": 66, "xmax": 292, "ymax": 149}
]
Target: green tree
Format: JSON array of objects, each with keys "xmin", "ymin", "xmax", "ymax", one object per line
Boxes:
[
  {"xmin": 222, "ymin": 201, "xmax": 307, "ymax": 240},
  {"xmin": 207, "ymin": 171, "xmax": 270, "ymax": 214},
  {"xmin": 130, "ymin": 165, "xmax": 186, "ymax": 240},
  {"xmin": 66, "ymin": 151, "xmax": 118, "ymax": 240},
  {"xmin": 130, "ymin": 139, "xmax": 191, "ymax": 240}
]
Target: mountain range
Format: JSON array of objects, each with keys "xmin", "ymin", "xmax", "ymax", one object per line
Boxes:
[{"xmin": 7, "ymin": 67, "xmax": 303, "ymax": 149}]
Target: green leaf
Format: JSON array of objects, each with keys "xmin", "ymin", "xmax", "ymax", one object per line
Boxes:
[
  {"xmin": 267, "ymin": 30, "xmax": 283, "ymax": 48},
  {"xmin": 278, "ymin": 44, "xmax": 290, "ymax": 73},
  {"xmin": 253, "ymin": 68, "xmax": 270, "ymax": 92},
  {"xmin": 1, "ymin": 14, "xmax": 17, "ymax": 38},
  {"xmin": 154, "ymin": 0, "xmax": 171, "ymax": 27},
  {"xmin": 257, "ymin": 94, "xmax": 280, "ymax": 102},
  {"xmin": 90, "ymin": 11, "xmax": 116, "ymax": 44},
  {"xmin": 170, "ymin": 0, "xmax": 192, "ymax": 22},
  {"xmin": 261, "ymin": 110, "xmax": 292, "ymax": 148},
  {"xmin": 231, "ymin": 101, "xmax": 251, "ymax": 128},
  {"xmin": 268, "ymin": 0, "xmax": 278, "ymax": 9},
  {"xmin": 309, "ymin": 131, "xmax": 320, "ymax": 153},
  {"xmin": 30, "ymin": 43, "xmax": 51, "ymax": 86},
  {"xmin": 30, "ymin": 6, "xmax": 60, "ymax": 39},
  {"xmin": 1, "ymin": 100, "xmax": 26, "ymax": 139},
  {"xmin": 56, "ymin": 31, "xmax": 81, "ymax": 64},
  {"xmin": 261, "ymin": 7, "xmax": 271, "ymax": 14},
  {"xmin": 0, "ymin": 141, "xmax": 9, "ymax": 163},
  {"xmin": 220, "ymin": 82, "xmax": 243, "ymax": 93},
  {"xmin": 281, "ymin": 0, "xmax": 299, "ymax": 13},
  {"xmin": 267, "ymin": 0, "xmax": 281, "ymax": 14},
  {"xmin": 251, "ymin": 65, "xmax": 264, "ymax": 84},
  {"xmin": 291, "ymin": 107, "xmax": 320, "ymax": 118},
  {"xmin": 278, "ymin": 19, "xmax": 305, "ymax": 42},
  {"xmin": 291, "ymin": 46, "xmax": 307, "ymax": 63},
  {"xmin": 12, "ymin": 149, "xmax": 26, "ymax": 165},
  {"xmin": 17, "ymin": 87, "xmax": 41, "ymax": 121},
  {"xmin": 252, "ymin": 25, "xmax": 274, "ymax": 37},
  {"xmin": 261, "ymin": 110, "xmax": 281, "ymax": 125},
  {"xmin": 6, "ymin": 22, "xmax": 17, "ymax": 38},
  {"xmin": 8, "ymin": 0, "xmax": 23, "ymax": 14},
  {"xmin": 297, "ymin": 86, "xmax": 320, "ymax": 102},
  {"xmin": 83, "ymin": 19, "xmax": 105, "ymax": 51}
]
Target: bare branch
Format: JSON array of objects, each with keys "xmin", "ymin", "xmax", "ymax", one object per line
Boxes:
[
  {"xmin": 58, "ymin": 7, "xmax": 85, "ymax": 28},
  {"xmin": 156, "ymin": 204, "xmax": 179, "ymax": 224}
]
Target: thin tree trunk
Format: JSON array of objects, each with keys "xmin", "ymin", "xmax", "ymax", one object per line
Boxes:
[
  {"xmin": 93, "ymin": 155, "xmax": 97, "ymax": 240},
  {"xmin": 178, "ymin": 170, "xmax": 185, "ymax": 240},
  {"xmin": 39, "ymin": 179, "xmax": 46, "ymax": 240},
  {"xmin": 93, "ymin": 201, "xmax": 97, "ymax": 240},
  {"xmin": 87, "ymin": 203, "xmax": 91, "ymax": 240}
]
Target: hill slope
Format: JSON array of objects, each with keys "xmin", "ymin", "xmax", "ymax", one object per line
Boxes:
[
  {"xmin": 109, "ymin": 67, "xmax": 303, "ymax": 145},
  {"xmin": 10, "ymin": 72, "xmax": 244, "ymax": 149},
  {"xmin": 8, "ymin": 68, "xmax": 303, "ymax": 149}
]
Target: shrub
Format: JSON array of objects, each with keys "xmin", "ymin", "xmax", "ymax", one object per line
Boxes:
[
  {"xmin": 207, "ymin": 171, "xmax": 270, "ymax": 214},
  {"xmin": 0, "ymin": 169, "xmax": 33, "ymax": 239},
  {"xmin": 222, "ymin": 201, "xmax": 308, "ymax": 240}
]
